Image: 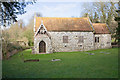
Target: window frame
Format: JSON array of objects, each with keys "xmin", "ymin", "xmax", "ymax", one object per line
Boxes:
[
  {"xmin": 63, "ymin": 36, "xmax": 68, "ymax": 43},
  {"xmin": 95, "ymin": 37, "xmax": 99, "ymax": 43},
  {"xmin": 78, "ymin": 36, "xmax": 84, "ymax": 43}
]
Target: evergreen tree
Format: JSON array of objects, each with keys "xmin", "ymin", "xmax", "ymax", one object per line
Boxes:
[{"xmin": 0, "ymin": 1, "xmax": 35, "ymax": 27}]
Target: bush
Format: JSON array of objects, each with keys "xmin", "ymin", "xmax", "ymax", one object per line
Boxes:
[
  {"xmin": 28, "ymin": 40, "xmax": 34, "ymax": 46},
  {"xmin": 2, "ymin": 41, "xmax": 28, "ymax": 59},
  {"xmin": 7, "ymin": 43, "xmax": 22, "ymax": 52}
]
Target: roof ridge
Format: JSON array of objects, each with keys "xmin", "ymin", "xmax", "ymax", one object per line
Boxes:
[{"xmin": 36, "ymin": 17, "xmax": 88, "ymax": 19}]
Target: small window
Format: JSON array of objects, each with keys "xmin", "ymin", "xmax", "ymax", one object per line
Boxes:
[
  {"xmin": 78, "ymin": 45, "xmax": 82, "ymax": 47},
  {"xmin": 95, "ymin": 37, "xmax": 99, "ymax": 43},
  {"xmin": 107, "ymin": 42, "xmax": 110, "ymax": 44},
  {"xmin": 78, "ymin": 36, "xmax": 84, "ymax": 43},
  {"xmin": 63, "ymin": 36, "xmax": 68, "ymax": 43}
]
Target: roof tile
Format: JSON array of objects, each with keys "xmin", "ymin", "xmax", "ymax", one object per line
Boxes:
[
  {"xmin": 92, "ymin": 23, "xmax": 110, "ymax": 34},
  {"xmin": 35, "ymin": 17, "xmax": 93, "ymax": 32}
]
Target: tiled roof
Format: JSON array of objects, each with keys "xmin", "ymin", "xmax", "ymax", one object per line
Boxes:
[
  {"xmin": 35, "ymin": 17, "xmax": 93, "ymax": 32},
  {"xmin": 92, "ymin": 23, "xmax": 110, "ymax": 34}
]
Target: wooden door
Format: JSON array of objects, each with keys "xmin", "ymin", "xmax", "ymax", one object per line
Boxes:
[{"xmin": 39, "ymin": 41, "xmax": 46, "ymax": 53}]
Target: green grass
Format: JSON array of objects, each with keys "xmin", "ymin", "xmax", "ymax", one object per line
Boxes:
[{"xmin": 2, "ymin": 48, "xmax": 118, "ymax": 78}]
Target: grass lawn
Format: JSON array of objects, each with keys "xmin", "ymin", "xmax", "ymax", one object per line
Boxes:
[{"xmin": 2, "ymin": 48, "xmax": 118, "ymax": 78}]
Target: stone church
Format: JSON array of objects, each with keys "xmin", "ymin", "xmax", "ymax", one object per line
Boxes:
[{"xmin": 33, "ymin": 16, "xmax": 111, "ymax": 54}]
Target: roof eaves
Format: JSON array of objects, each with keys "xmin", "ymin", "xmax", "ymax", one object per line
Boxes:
[{"xmin": 48, "ymin": 30, "xmax": 93, "ymax": 32}]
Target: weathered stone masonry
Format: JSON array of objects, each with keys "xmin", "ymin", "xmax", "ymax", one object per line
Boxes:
[
  {"xmin": 49, "ymin": 32, "xmax": 94, "ymax": 52},
  {"xmin": 94, "ymin": 34, "xmax": 111, "ymax": 49},
  {"xmin": 34, "ymin": 17, "xmax": 111, "ymax": 54}
]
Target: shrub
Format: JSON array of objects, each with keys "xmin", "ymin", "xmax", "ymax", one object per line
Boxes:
[{"xmin": 2, "ymin": 41, "xmax": 27, "ymax": 59}]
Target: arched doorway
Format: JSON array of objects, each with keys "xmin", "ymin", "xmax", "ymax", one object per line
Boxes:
[{"xmin": 39, "ymin": 41, "xmax": 46, "ymax": 53}]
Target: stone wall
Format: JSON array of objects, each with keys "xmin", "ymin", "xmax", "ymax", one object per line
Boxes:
[
  {"xmin": 34, "ymin": 34, "xmax": 53, "ymax": 54},
  {"xmin": 34, "ymin": 31, "xmax": 111, "ymax": 54},
  {"xmin": 48, "ymin": 31, "xmax": 94, "ymax": 52},
  {"xmin": 94, "ymin": 34, "xmax": 111, "ymax": 49}
]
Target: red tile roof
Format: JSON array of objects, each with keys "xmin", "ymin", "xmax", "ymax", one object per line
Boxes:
[
  {"xmin": 92, "ymin": 23, "xmax": 110, "ymax": 34},
  {"xmin": 35, "ymin": 17, "xmax": 93, "ymax": 32}
]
